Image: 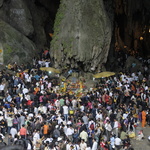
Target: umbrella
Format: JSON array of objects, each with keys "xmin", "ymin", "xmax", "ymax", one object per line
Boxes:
[
  {"xmin": 23, "ymin": 69, "xmax": 29, "ymax": 73},
  {"xmin": 93, "ymin": 71, "xmax": 115, "ymax": 78},
  {"xmin": 40, "ymin": 67, "xmax": 60, "ymax": 74}
]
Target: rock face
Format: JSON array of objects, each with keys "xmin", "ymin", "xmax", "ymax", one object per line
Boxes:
[
  {"xmin": 0, "ymin": 0, "xmax": 34, "ymax": 37},
  {"xmin": 0, "ymin": 0, "xmax": 3, "ymax": 7},
  {"xmin": 51, "ymin": 0, "xmax": 112, "ymax": 72},
  {"xmin": 0, "ymin": 19, "xmax": 36, "ymax": 64},
  {"xmin": 0, "ymin": 0, "xmax": 149, "ymax": 68},
  {"xmin": 0, "ymin": 0, "xmax": 59, "ymax": 64}
]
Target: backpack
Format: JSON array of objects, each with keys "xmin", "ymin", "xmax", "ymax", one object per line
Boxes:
[
  {"xmin": 118, "ymin": 122, "xmax": 121, "ymax": 129},
  {"xmin": 13, "ymin": 118, "xmax": 18, "ymax": 124},
  {"xmin": 53, "ymin": 130, "xmax": 59, "ymax": 138},
  {"xmin": 14, "ymin": 139, "xmax": 27, "ymax": 148},
  {"xmin": 90, "ymin": 123, "xmax": 95, "ymax": 130}
]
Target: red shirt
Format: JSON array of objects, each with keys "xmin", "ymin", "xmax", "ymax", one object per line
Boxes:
[{"xmin": 20, "ymin": 127, "xmax": 27, "ymax": 135}]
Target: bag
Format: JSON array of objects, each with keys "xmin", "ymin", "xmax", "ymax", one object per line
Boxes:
[
  {"xmin": 118, "ymin": 122, "xmax": 121, "ymax": 129},
  {"xmin": 90, "ymin": 123, "xmax": 94, "ymax": 130},
  {"xmin": 69, "ymin": 110, "xmax": 74, "ymax": 115},
  {"xmin": 53, "ymin": 130, "xmax": 59, "ymax": 138},
  {"xmin": 128, "ymin": 131, "xmax": 135, "ymax": 138}
]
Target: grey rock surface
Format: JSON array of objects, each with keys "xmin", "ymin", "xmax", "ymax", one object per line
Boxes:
[
  {"xmin": 51, "ymin": 0, "xmax": 112, "ymax": 72},
  {"xmin": 0, "ymin": 0, "xmax": 34, "ymax": 36},
  {"xmin": 0, "ymin": 19, "xmax": 36, "ymax": 64}
]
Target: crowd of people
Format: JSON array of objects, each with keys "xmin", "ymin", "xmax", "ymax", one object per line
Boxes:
[{"xmin": 0, "ymin": 52, "xmax": 150, "ymax": 150}]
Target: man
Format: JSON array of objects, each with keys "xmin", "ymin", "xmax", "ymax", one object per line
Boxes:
[
  {"xmin": 142, "ymin": 110, "xmax": 147, "ymax": 127},
  {"xmin": 92, "ymin": 138, "xmax": 98, "ymax": 150},
  {"xmin": 19, "ymin": 124, "xmax": 27, "ymax": 139},
  {"xmin": 79, "ymin": 129, "xmax": 88, "ymax": 142},
  {"xmin": 63, "ymin": 103, "xmax": 69, "ymax": 121},
  {"xmin": 10, "ymin": 125, "xmax": 17, "ymax": 138},
  {"xmin": 113, "ymin": 119, "xmax": 119, "ymax": 137},
  {"xmin": 105, "ymin": 120, "xmax": 112, "ymax": 140},
  {"xmin": 115, "ymin": 136, "xmax": 122, "ymax": 150},
  {"xmin": 80, "ymin": 139, "xmax": 87, "ymax": 150},
  {"xmin": 33, "ymin": 130, "xmax": 40, "ymax": 146},
  {"xmin": 66, "ymin": 125, "xmax": 74, "ymax": 142},
  {"xmin": 7, "ymin": 134, "xmax": 14, "ymax": 146},
  {"xmin": 82, "ymin": 113, "xmax": 89, "ymax": 127},
  {"xmin": 43, "ymin": 122, "xmax": 49, "ymax": 138},
  {"xmin": 6, "ymin": 115, "xmax": 13, "ymax": 134},
  {"xmin": 19, "ymin": 113, "xmax": 25, "ymax": 127}
]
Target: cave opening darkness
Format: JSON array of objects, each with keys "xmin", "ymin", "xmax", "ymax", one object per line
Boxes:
[{"xmin": 43, "ymin": 0, "xmax": 150, "ymax": 61}]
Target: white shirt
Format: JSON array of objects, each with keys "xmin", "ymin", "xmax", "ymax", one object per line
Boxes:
[
  {"xmin": 113, "ymin": 121, "xmax": 119, "ymax": 129},
  {"xmin": 6, "ymin": 117, "xmax": 13, "ymax": 127},
  {"xmin": 80, "ymin": 105, "xmax": 84, "ymax": 112},
  {"xmin": 33, "ymin": 132, "xmax": 40, "ymax": 145},
  {"xmin": 115, "ymin": 137, "xmax": 122, "ymax": 145},
  {"xmin": 63, "ymin": 105, "xmax": 69, "ymax": 114},
  {"xmin": 96, "ymin": 113, "xmax": 103, "ymax": 120},
  {"xmin": 10, "ymin": 128, "xmax": 17, "ymax": 138},
  {"xmin": 92, "ymin": 141, "xmax": 98, "ymax": 150},
  {"xmin": 105, "ymin": 123, "xmax": 112, "ymax": 131},
  {"xmin": 80, "ymin": 142, "xmax": 87, "ymax": 150},
  {"xmin": 66, "ymin": 127, "xmax": 74, "ymax": 136},
  {"xmin": 0, "ymin": 84, "xmax": 5, "ymax": 91},
  {"xmin": 72, "ymin": 99, "xmax": 77, "ymax": 108}
]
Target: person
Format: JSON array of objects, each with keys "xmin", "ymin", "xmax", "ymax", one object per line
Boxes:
[
  {"xmin": 136, "ymin": 130, "xmax": 144, "ymax": 140},
  {"xmin": 79, "ymin": 129, "xmax": 88, "ymax": 142},
  {"xmin": 10, "ymin": 125, "xmax": 17, "ymax": 138},
  {"xmin": 110, "ymin": 134, "xmax": 115, "ymax": 150},
  {"xmin": 142, "ymin": 110, "xmax": 147, "ymax": 127},
  {"xmin": 80, "ymin": 139, "xmax": 87, "ymax": 150},
  {"xmin": 43, "ymin": 122, "xmax": 49, "ymax": 138},
  {"xmin": 113, "ymin": 119, "xmax": 119, "ymax": 137},
  {"xmin": 63, "ymin": 103, "xmax": 69, "ymax": 121},
  {"xmin": 92, "ymin": 138, "xmax": 98, "ymax": 150},
  {"xmin": 19, "ymin": 124, "xmax": 27, "ymax": 139},
  {"xmin": 7, "ymin": 134, "xmax": 14, "ymax": 146},
  {"xmin": 33, "ymin": 130, "xmax": 40, "ymax": 146},
  {"xmin": 105, "ymin": 120, "xmax": 112, "ymax": 140},
  {"xmin": 66, "ymin": 125, "xmax": 74, "ymax": 142},
  {"xmin": 6, "ymin": 114, "xmax": 13, "ymax": 134},
  {"xmin": 53, "ymin": 125, "xmax": 60, "ymax": 139},
  {"xmin": 115, "ymin": 136, "xmax": 122, "ymax": 150}
]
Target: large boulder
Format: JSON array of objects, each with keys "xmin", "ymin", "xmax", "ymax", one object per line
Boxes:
[
  {"xmin": 0, "ymin": 0, "xmax": 34, "ymax": 36},
  {"xmin": 51, "ymin": 0, "xmax": 112, "ymax": 72},
  {"xmin": 0, "ymin": 19, "xmax": 36, "ymax": 64}
]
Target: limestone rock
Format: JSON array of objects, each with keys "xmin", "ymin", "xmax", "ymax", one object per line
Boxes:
[
  {"xmin": 0, "ymin": 0, "xmax": 3, "ymax": 7},
  {"xmin": 0, "ymin": 0, "xmax": 34, "ymax": 36},
  {"xmin": 51, "ymin": 0, "xmax": 112, "ymax": 72},
  {"xmin": 0, "ymin": 19, "xmax": 36, "ymax": 64},
  {"xmin": 26, "ymin": 0, "xmax": 49, "ymax": 49}
]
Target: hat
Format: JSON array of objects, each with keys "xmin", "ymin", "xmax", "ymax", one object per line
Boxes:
[
  {"xmin": 55, "ymin": 125, "xmax": 59, "ymax": 129},
  {"xmin": 57, "ymin": 137, "xmax": 62, "ymax": 142},
  {"xmin": 37, "ymin": 139, "xmax": 42, "ymax": 144},
  {"xmin": 44, "ymin": 138, "xmax": 53, "ymax": 143}
]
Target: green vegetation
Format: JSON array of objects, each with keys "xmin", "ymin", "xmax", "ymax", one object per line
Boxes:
[
  {"xmin": 3, "ymin": 44, "xmax": 14, "ymax": 63},
  {"xmin": 51, "ymin": 0, "xmax": 66, "ymax": 50}
]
